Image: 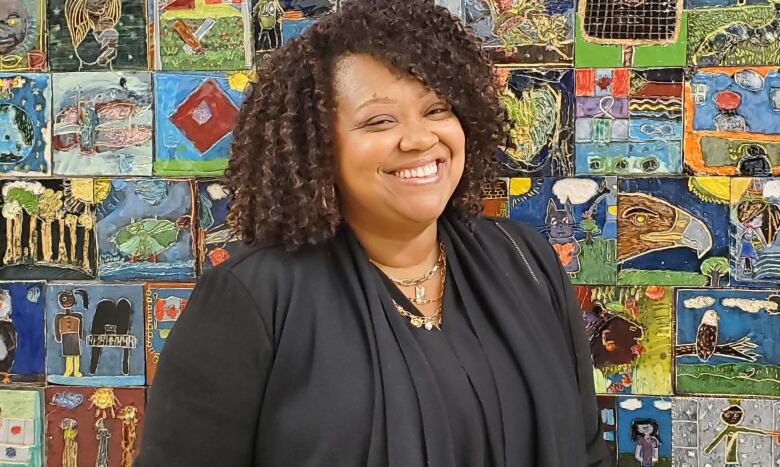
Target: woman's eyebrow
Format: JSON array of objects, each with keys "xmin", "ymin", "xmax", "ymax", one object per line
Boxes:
[{"xmin": 356, "ymin": 97, "xmax": 396, "ymax": 111}]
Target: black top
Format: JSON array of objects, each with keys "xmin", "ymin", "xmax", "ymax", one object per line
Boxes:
[
  {"xmin": 137, "ymin": 214, "xmax": 612, "ymax": 467},
  {"xmin": 377, "ymin": 266, "xmax": 530, "ymax": 467}
]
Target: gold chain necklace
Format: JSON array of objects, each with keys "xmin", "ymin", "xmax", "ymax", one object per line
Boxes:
[
  {"xmin": 392, "ymin": 259, "xmax": 445, "ymax": 331},
  {"xmin": 370, "ymin": 242, "xmax": 447, "ymax": 331},
  {"xmin": 392, "ymin": 299, "xmax": 442, "ymax": 331},
  {"xmin": 383, "ymin": 243, "xmax": 445, "ymax": 305}
]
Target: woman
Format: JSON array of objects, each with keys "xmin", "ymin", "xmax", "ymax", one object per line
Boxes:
[
  {"xmin": 137, "ymin": 0, "xmax": 611, "ymax": 465},
  {"xmin": 631, "ymin": 419, "xmax": 660, "ymax": 467}
]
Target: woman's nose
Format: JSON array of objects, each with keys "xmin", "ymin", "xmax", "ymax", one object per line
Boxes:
[{"xmin": 398, "ymin": 122, "xmax": 439, "ymax": 153}]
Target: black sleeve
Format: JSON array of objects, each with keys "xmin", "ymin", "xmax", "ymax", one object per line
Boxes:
[
  {"xmin": 489, "ymin": 217, "xmax": 613, "ymax": 466},
  {"xmin": 136, "ymin": 267, "xmax": 273, "ymax": 466},
  {"xmin": 550, "ymin": 250, "xmax": 614, "ymax": 467}
]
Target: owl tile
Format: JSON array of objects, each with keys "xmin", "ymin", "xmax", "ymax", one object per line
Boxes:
[{"xmin": 675, "ymin": 289, "xmax": 780, "ymax": 398}]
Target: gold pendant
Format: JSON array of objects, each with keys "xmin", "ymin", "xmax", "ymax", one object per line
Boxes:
[
  {"xmin": 414, "ymin": 284, "xmax": 426, "ymax": 304},
  {"xmin": 410, "ymin": 317, "xmax": 423, "ymax": 328}
]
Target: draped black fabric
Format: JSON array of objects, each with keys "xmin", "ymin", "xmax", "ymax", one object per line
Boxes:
[{"xmin": 136, "ymin": 213, "xmax": 612, "ymax": 467}]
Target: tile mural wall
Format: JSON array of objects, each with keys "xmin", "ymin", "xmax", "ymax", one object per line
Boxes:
[
  {"xmin": 474, "ymin": 0, "xmax": 780, "ymax": 464},
  {"xmin": 0, "ymin": 0, "xmax": 774, "ymax": 464}
]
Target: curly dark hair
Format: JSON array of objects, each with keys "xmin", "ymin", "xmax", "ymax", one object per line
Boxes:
[{"xmin": 224, "ymin": 0, "xmax": 507, "ymax": 249}]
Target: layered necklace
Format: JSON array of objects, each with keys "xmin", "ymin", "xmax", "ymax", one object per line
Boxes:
[{"xmin": 372, "ymin": 243, "xmax": 446, "ymax": 331}]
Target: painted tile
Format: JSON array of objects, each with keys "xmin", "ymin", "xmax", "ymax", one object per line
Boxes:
[
  {"xmin": 672, "ymin": 397, "xmax": 780, "ymax": 465},
  {"xmin": 52, "ymin": 72, "xmax": 153, "ymax": 177},
  {"xmin": 575, "ymin": 0, "xmax": 687, "ymax": 67},
  {"xmin": 0, "ymin": 388, "xmax": 43, "ymax": 466},
  {"xmin": 730, "ymin": 177, "xmax": 780, "ymax": 286},
  {"xmin": 154, "ymin": 72, "xmax": 249, "ymax": 176},
  {"xmin": 0, "ymin": 179, "xmax": 98, "ymax": 280},
  {"xmin": 510, "ymin": 177, "xmax": 617, "ymax": 285},
  {"xmin": 675, "ymin": 288, "xmax": 780, "ymax": 398},
  {"xmin": 0, "ymin": 73, "xmax": 50, "ymax": 176},
  {"xmin": 47, "ymin": 0, "xmax": 148, "ymax": 71},
  {"xmin": 253, "ymin": 0, "xmax": 285, "ymax": 53},
  {"xmin": 153, "ymin": 0, "xmax": 253, "ymax": 71},
  {"xmin": 46, "ymin": 386, "xmax": 144, "ymax": 466},
  {"xmin": 196, "ymin": 180, "xmax": 240, "ymax": 270},
  {"xmin": 94, "ymin": 179, "xmax": 196, "ymax": 281},
  {"xmin": 144, "ymin": 282, "xmax": 193, "ymax": 384},
  {"xmin": 480, "ymin": 178, "xmax": 509, "ymax": 218},
  {"xmin": 576, "ymin": 286, "xmax": 673, "ymax": 395},
  {"xmin": 687, "ymin": 0, "xmax": 780, "ymax": 67},
  {"xmin": 575, "ymin": 68, "xmax": 683, "ymax": 175},
  {"xmin": 0, "ymin": 0, "xmax": 46, "ymax": 71},
  {"xmin": 597, "ymin": 396, "xmax": 620, "ymax": 459},
  {"xmin": 599, "ymin": 395, "xmax": 674, "ymax": 466},
  {"xmin": 46, "ymin": 284, "xmax": 145, "ymax": 386},
  {"xmin": 495, "ymin": 68, "xmax": 574, "ymax": 177},
  {"xmin": 280, "ymin": 1, "xmax": 335, "ymax": 45},
  {"xmin": 684, "ymin": 67, "xmax": 780, "ymax": 176},
  {"xmin": 617, "ymin": 177, "xmax": 730, "ymax": 286},
  {"xmin": 464, "ymin": 0, "xmax": 574, "ymax": 66},
  {"xmin": 0, "ymin": 282, "xmax": 44, "ymax": 384}
]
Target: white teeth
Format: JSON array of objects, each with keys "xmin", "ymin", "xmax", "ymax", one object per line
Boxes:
[{"xmin": 393, "ymin": 161, "xmax": 438, "ymax": 179}]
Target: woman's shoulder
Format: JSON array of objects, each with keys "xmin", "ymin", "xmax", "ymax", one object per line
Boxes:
[
  {"xmin": 468, "ymin": 215, "xmax": 568, "ymax": 287},
  {"xmin": 211, "ymin": 240, "xmax": 325, "ymax": 279},
  {"xmin": 198, "ymin": 241, "xmax": 328, "ymax": 307}
]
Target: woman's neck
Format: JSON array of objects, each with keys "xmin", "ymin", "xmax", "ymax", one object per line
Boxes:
[{"xmin": 349, "ymin": 219, "xmax": 439, "ymax": 271}]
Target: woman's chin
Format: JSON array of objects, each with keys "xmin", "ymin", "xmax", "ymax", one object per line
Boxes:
[{"xmin": 394, "ymin": 200, "xmax": 449, "ymax": 226}]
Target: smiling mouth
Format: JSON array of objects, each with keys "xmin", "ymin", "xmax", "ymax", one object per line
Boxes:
[{"xmin": 387, "ymin": 158, "xmax": 446, "ymax": 181}]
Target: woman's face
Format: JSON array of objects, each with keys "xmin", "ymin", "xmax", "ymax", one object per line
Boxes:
[
  {"xmin": 332, "ymin": 54, "xmax": 466, "ymax": 231},
  {"xmin": 636, "ymin": 423, "xmax": 654, "ymax": 436}
]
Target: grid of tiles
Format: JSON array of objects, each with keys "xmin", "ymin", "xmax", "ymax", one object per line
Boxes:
[
  {"xmin": 0, "ymin": 0, "xmax": 777, "ymax": 464},
  {"xmin": 471, "ymin": 0, "xmax": 780, "ymax": 464}
]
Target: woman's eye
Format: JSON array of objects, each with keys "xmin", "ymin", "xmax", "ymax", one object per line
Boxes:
[
  {"xmin": 429, "ymin": 106, "xmax": 450, "ymax": 116},
  {"xmin": 365, "ymin": 119, "xmax": 393, "ymax": 127}
]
